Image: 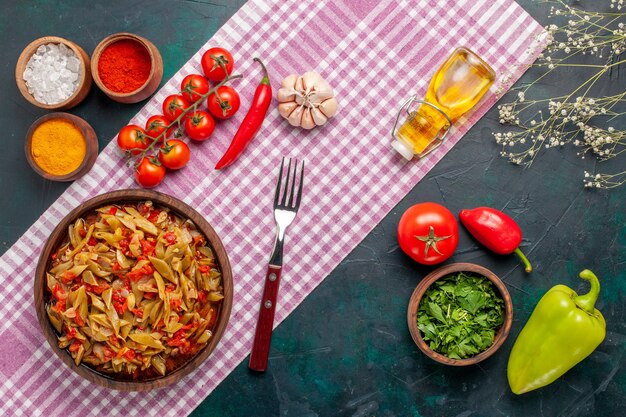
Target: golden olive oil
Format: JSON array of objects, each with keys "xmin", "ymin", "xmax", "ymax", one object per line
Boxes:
[{"xmin": 393, "ymin": 47, "xmax": 495, "ymax": 159}]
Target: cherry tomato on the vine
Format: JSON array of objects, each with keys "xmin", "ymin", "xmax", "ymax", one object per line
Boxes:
[
  {"xmin": 144, "ymin": 115, "xmax": 171, "ymax": 141},
  {"xmin": 162, "ymin": 94, "xmax": 191, "ymax": 121},
  {"xmin": 181, "ymin": 74, "xmax": 210, "ymax": 102},
  {"xmin": 397, "ymin": 202, "xmax": 458, "ymax": 265},
  {"xmin": 158, "ymin": 140, "xmax": 190, "ymax": 170},
  {"xmin": 117, "ymin": 125, "xmax": 149, "ymax": 155},
  {"xmin": 184, "ymin": 110, "xmax": 215, "ymax": 141},
  {"xmin": 207, "ymin": 86, "xmax": 240, "ymax": 120},
  {"xmin": 134, "ymin": 156, "xmax": 166, "ymax": 188},
  {"xmin": 201, "ymin": 47, "xmax": 234, "ymax": 82}
]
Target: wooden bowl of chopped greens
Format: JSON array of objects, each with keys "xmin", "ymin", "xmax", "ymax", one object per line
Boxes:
[{"xmin": 407, "ymin": 263, "xmax": 512, "ymax": 366}]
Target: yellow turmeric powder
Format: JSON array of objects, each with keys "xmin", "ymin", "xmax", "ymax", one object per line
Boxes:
[{"xmin": 31, "ymin": 118, "xmax": 86, "ymax": 176}]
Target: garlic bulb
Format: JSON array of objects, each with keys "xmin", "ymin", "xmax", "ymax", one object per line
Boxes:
[{"xmin": 277, "ymin": 71, "xmax": 338, "ymax": 129}]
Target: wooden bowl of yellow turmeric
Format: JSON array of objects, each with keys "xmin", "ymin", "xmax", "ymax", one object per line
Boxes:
[{"xmin": 25, "ymin": 113, "xmax": 98, "ymax": 181}]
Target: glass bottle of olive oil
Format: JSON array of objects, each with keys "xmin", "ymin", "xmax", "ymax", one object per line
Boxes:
[{"xmin": 392, "ymin": 47, "xmax": 496, "ymax": 160}]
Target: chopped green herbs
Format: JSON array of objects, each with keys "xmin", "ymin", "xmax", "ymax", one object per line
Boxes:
[{"xmin": 417, "ymin": 272, "xmax": 504, "ymax": 359}]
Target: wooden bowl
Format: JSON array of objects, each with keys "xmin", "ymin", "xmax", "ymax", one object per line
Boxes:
[
  {"xmin": 15, "ymin": 36, "xmax": 92, "ymax": 110},
  {"xmin": 407, "ymin": 263, "xmax": 513, "ymax": 366},
  {"xmin": 25, "ymin": 112, "xmax": 98, "ymax": 182},
  {"xmin": 33, "ymin": 189, "xmax": 233, "ymax": 391},
  {"xmin": 91, "ymin": 33, "xmax": 163, "ymax": 103}
]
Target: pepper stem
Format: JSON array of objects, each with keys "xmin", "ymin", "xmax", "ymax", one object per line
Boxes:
[
  {"xmin": 573, "ymin": 269, "xmax": 601, "ymax": 314},
  {"xmin": 253, "ymin": 57, "xmax": 270, "ymax": 85},
  {"xmin": 513, "ymin": 247, "xmax": 532, "ymax": 273}
]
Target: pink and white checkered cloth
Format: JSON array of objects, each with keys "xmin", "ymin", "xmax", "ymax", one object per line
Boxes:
[{"xmin": 0, "ymin": 1, "xmax": 547, "ymax": 415}]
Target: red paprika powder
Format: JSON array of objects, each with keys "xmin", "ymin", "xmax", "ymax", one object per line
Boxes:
[{"xmin": 98, "ymin": 39, "xmax": 151, "ymax": 93}]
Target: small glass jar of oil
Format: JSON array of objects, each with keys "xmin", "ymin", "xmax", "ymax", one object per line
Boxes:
[{"xmin": 391, "ymin": 47, "xmax": 496, "ymax": 160}]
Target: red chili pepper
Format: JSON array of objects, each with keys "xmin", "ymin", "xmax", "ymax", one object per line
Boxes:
[
  {"xmin": 163, "ymin": 232, "xmax": 177, "ymax": 245},
  {"xmin": 69, "ymin": 340, "xmax": 83, "ymax": 353},
  {"xmin": 214, "ymin": 58, "xmax": 272, "ymax": 170},
  {"xmin": 60, "ymin": 271, "xmax": 77, "ymax": 284},
  {"xmin": 74, "ymin": 314, "xmax": 85, "ymax": 327},
  {"xmin": 147, "ymin": 209, "xmax": 161, "ymax": 222},
  {"xmin": 66, "ymin": 326, "xmax": 77, "ymax": 340},
  {"xmin": 459, "ymin": 207, "xmax": 532, "ymax": 273},
  {"xmin": 124, "ymin": 349, "xmax": 136, "ymax": 361},
  {"xmin": 140, "ymin": 239, "xmax": 156, "ymax": 256}
]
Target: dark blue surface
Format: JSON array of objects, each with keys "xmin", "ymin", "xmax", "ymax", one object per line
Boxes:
[{"xmin": 0, "ymin": 1, "xmax": 624, "ymax": 416}]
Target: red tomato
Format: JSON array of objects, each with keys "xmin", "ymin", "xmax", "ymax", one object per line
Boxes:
[
  {"xmin": 134, "ymin": 156, "xmax": 166, "ymax": 188},
  {"xmin": 158, "ymin": 139, "xmax": 190, "ymax": 170},
  {"xmin": 162, "ymin": 94, "xmax": 191, "ymax": 121},
  {"xmin": 184, "ymin": 110, "xmax": 215, "ymax": 141},
  {"xmin": 201, "ymin": 47, "xmax": 234, "ymax": 81},
  {"xmin": 180, "ymin": 74, "xmax": 210, "ymax": 102},
  {"xmin": 397, "ymin": 202, "xmax": 458, "ymax": 265},
  {"xmin": 144, "ymin": 115, "xmax": 171, "ymax": 141},
  {"xmin": 207, "ymin": 86, "xmax": 240, "ymax": 120},
  {"xmin": 117, "ymin": 125, "xmax": 149, "ymax": 155}
]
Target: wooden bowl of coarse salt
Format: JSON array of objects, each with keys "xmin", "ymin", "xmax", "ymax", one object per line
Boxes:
[
  {"xmin": 91, "ymin": 33, "xmax": 163, "ymax": 104},
  {"xmin": 15, "ymin": 36, "xmax": 93, "ymax": 110},
  {"xmin": 25, "ymin": 113, "xmax": 98, "ymax": 182}
]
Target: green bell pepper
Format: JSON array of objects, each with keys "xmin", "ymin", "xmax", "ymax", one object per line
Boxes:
[{"xmin": 507, "ymin": 269, "xmax": 606, "ymax": 394}]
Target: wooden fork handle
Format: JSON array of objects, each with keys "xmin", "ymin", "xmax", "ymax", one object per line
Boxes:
[{"xmin": 249, "ymin": 265, "xmax": 282, "ymax": 371}]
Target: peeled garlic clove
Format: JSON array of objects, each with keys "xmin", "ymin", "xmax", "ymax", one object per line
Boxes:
[
  {"xmin": 301, "ymin": 71, "xmax": 322, "ymax": 92},
  {"xmin": 281, "ymin": 74, "xmax": 298, "ymax": 89},
  {"xmin": 301, "ymin": 108, "xmax": 315, "ymax": 129},
  {"xmin": 311, "ymin": 107, "xmax": 328, "ymax": 126},
  {"xmin": 288, "ymin": 105, "xmax": 305, "ymax": 127},
  {"xmin": 319, "ymin": 97, "xmax": 338, "ymax": 118},
  {"xmin": 278, "ymin": 101, "xmax": 298, "ymax": 119},
  {"xmin": 277, "ymin": 87, "xmax": 296, "ymax": 103}
]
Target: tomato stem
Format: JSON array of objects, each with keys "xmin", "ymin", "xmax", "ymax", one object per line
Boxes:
[{"xmin": 132, "ymin": 73, "xmax": 242, "ymax": 162}]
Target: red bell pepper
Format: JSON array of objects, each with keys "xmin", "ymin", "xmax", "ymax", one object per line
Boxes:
[{"xmin": 459, "ymin": 207, "xmax": 532, "ymax": 273}]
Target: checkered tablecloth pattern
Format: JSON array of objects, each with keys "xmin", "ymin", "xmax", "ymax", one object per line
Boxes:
[{"xmin": 0, "ymin": 0, "xmax": 547, "ymax": 415}]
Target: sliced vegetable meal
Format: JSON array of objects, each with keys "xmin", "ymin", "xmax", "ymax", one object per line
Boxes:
[{"xmin": 45, "ymin": 201, "xmax": 224, "ymax": 379}]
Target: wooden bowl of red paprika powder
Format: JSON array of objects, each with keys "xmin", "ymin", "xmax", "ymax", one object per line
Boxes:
[{"xmin": 91, "ymin": 33, "xmax": 163, "ymax": 104}]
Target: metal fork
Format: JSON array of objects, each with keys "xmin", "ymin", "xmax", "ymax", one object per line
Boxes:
[{"xmin": 249, "ymin": 157, "xmax": 305, "ymax": 372}]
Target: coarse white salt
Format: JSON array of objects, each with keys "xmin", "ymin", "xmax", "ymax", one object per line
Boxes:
[{"xmin": 23, "ymin": 43, "xmax": 82, "ymax": 105}]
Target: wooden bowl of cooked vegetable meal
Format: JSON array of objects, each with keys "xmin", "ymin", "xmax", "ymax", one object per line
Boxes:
[
  {"xmin": 407, "ymin": 263, "xmax": 512, "ymax": 366},
  {"xmin": 34, "ymin": 189, "xmax": 233, "ymax": 390}
]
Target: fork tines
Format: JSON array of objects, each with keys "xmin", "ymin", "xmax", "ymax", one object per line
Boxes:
[{"xmin": 274, "ymin": 157, "xmax": 304, "ymax": 211}]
